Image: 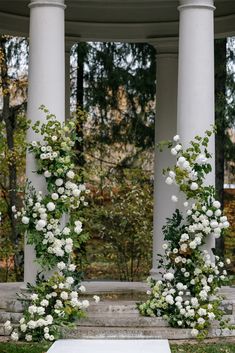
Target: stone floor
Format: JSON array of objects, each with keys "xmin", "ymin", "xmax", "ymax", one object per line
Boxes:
[{"xmin": 0, "ymin": 282, "xmax": 235, "ymax": 340}]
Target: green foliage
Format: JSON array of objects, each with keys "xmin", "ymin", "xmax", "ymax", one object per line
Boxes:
[
  {"xmin": 81, "ymin": 169, "xmax": 153, "ymax": 281},
  {"xmin": 171, "ymin": 343, "xmax": 235, "ymax": 353},
  {"xmin": 0, "ymin": 342, "xmax": 51, "ymax": 353}
]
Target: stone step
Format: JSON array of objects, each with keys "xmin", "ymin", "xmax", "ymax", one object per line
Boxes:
[
  {"xmin": 0, "ymin": 311, "xmax": 23, "ymax": 324},
  {"xmin": 87, "ymin": 301, "xmax": 138, "ymax": 314},
  {"xmin": 77, "ymin": 315, "xmax": 169, "ymax": 327},
  {"xmin": 62, "ymin": 325, "xmax": 235, "ymax": 340}
]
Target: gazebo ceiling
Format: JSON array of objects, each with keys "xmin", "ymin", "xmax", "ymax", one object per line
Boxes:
[{"xmin": 1, "ymin": 0, "xmax": 235, "ymax": 42}]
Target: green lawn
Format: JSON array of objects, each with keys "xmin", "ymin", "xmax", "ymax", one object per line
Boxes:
[
  {"xmin": 171, "ymin": 342, "xmax": 235, "ymax": 353},
  {"xmin": 0, "ymin": 342, "xmax": 235, "ymax": 353},
  {"xmin": 0, "ymin": 342, "xmax": 51, "ymax": 353}
]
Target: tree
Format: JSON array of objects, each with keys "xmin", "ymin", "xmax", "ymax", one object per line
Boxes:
[
  {"xmin": 0, "ymin": 36, "xmax": 28, "ymax": 280},
  {"xmin": 214, "ymin": 38, "xmax": 235, "ymax": 255}
]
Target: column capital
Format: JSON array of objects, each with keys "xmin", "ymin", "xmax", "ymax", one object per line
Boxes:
[
  {"xmin": 148, "ymin": 37, "xmax": 178, "ymax": 56},
  {"xmin": 29, "ymin": 0, "xmax": 66, "ymax": 10},
  {"xmin": 178, "ymin": 0, "xmax": 215, "ymax": 11}
]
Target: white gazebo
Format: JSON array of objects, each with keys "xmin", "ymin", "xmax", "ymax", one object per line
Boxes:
[{"xmin": 1, "ymin": 0, "xmax": 235, "ymax": 284}]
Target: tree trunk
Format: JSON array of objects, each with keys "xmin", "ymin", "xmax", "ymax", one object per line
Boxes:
[{"xmin": 214, "ymin": 38, "xmax": 227, "ymax": 256}]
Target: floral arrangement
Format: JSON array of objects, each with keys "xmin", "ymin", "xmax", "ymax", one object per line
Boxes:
[
  {"xmin": 4, "ymin": 107, "xmax": 99, "ymax": 342},
  {"xmin": 138, "ymin": 130, "xmax": 231, "ymax": 338}
]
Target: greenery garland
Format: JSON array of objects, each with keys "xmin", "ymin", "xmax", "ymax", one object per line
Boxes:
[
  {"xmin": 138, "ymin": 130, "xmax": 232, "ymax": 338},
  {"xmin": 4, "ymin": 107, "xmax": 99, "ymax": 342}
]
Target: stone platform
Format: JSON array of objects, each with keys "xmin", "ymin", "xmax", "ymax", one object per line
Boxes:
[
  {"xmin": 0, "ymin": 282, "xmax": 235, "ymax": 340},
  {"xmin": 47, "ymin": 339, "xmax": 171, "ymax": 353}
]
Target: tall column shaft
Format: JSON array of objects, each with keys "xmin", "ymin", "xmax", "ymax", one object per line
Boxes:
[
  {"xmin": 177, "ymin": 0, "xmax": 215, "ymax": 251},
  {"xmin": 25, "ymin": 0, "xmax": 66, "ymax": 284},
  {"xmin": 150, "ymin": 41, "xmax": 178, "ymax": 278}
]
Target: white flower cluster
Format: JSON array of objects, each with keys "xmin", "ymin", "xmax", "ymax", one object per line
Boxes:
[
  {"xmin": 139, "ymin": 132, "xmax": 231, "ymax": 338},
  {"xmin": 6, "ymin": 112, "xmax": 98, "ymax": 342}
]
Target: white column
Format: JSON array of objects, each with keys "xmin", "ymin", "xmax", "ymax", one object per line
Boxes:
[
  {"xmin": 177, "ymin": 0, "xmax": 215, "ymax": 252},
  {"xmin": 150, "ymin": 40, "xmax": 178, "ymax": 278},
  {"xmin": 25, "ymin": 0, "xmax": 66, "ymax": 284}
]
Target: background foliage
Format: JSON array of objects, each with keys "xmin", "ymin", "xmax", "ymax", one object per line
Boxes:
[{"xmin": 0, "ymin": 37, "xmax": 234, "ymax": 282}]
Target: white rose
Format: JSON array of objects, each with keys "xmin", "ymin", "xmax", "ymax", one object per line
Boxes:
[
  {"xmin": 93, "ymin": 295, "xmax": 100, "ymax": 303},
  {"xmin": 60, "ymin": 291, "xmax": 68, "ymax": 300},
  {"xmin": 44, "ymin": 171, "xmax": 51, "ymax": 178},
  {"xmin": 82, "ymin": 300, "xmax": 90, "ymax": 308},
  {"xmin": 173, "ymin": 135, "xmax": 180, "ymax": 142},
  {"xmin": 208, "ymin": 312, "xmax": 215, "ymax": 320},
  {"xmin": 163, "ymin": 272, "xmax": 174, "ymax": 281},
  {"xmin": 11, "ymin": 331, "xmax": 19, "ymax": 341},
  {"xmin": 191, "ymin": 328, "xmax": 199, "ymax": 337},
  {"xmin": 4, "ymin": 320, "xmax": 12, "ymax": 331},
  {"xmin": 51, "ymin": 193, "xmax": 59, "ymax": 200},
  {"xmin": 55, "ymin": 178, "xmax": 63, "ymax": 187},
  {"xmin": 30, "ymin": 293, "xmax": 38, "ymax": 301},
  {"xmin": 20, "ymin": 324, "xmax": 27, "ymax": 332},
  {"xmin": 206, "ymin": 210, "xmax": 213, "ymax": 217},
  {"xmin": 40, "ymin": 299, "xmax": 49, "ymax": 307},
  {"xmin": 37, "ymin": 219, "xmax": 47, "ymax": 229},
  {"xmin": 66, "ymin": 170, "xmax": 75, "ymax": 179},
  {"xmin": 165, "ymin": 177, "xmax": 173, "ymax": 185},
  {"xmin": 79, "ymin": 184, "xmax": 86, "ymax": 191},
  {"xmin": 22, "ymin": 216, "xmax": 29, "ymax": 225},
  {"xmin": 171, "ymin": 148, "xmax": 177, "ymax": 156},
  {"xmin": 46, "ymin": 315, "xmax": 53, "ymax": 324},
  {"xmin": 182, "ymin": 161, "xmax": 190, "ymax": 170},
  {"xmin": 210, "ymin": 220, "xmax": 218, "ymax": 229},
  {"xmin": 68, "ymin": 264, "xmax": 76, "ymax": 272},
  {"xmin": 189, "ymin": 241, "xmax": 197, "ymax": 249},
  {"xmin": 223, "ymin": 221, "xmax": 230, "ymax": 228},
  {"xmin": 70, "ymin": 298, "xmax": 80, "ymax": 307},
  {"xmin": 178, "ymin": 156, "xmax": 186, "ymax": 165},
  {"xmin": 66, "ymin": 276, "xmax": 74, "ymax": 285},
  {"xmin": 27, "ymin": 320, "xmax": 36, "ymax": 329},
  {"xmin": 72, "ymin": 189, "xmax": 80, "ymax": 197},
  {"xmin": 74, "ymin": 226, "xmax": 82, "ymax": 234},
  {"xmin": 196, "ymin": 154, "xmax": 207, "ymax": 165},
  {"xmin": 198, "ymin": 308, "xmax": 207, "ymax": 316},
  {"xmin": 213, "ymin": 200, "xmax": 221, "ymax": 209},
  {"xmin": 190, "ymin": 182, "xmax": 198, "ymax": 191},
  {"xmin": 37, "ymin": 306, "xmax": 45, "ymax": 315},
  {"xmin": 62, "ymin": 227, "xmax": 71, "ymax": 235},
  {"xmin": 198, "ymin": 317, "xmax": 205, "ymax": 325},
  {"xmin": 175, "ymin": 144, "xmax": 182, "ymax": 151},
  {"xmin": 79, "ymin": 285, "xmax": 86, "ymax": 293},
  {"xmin": 47, "ymin": 202, "xmax": 55, "ymax": 211},
  {"xmin": 58, "ymin": 187, "xmax": 64, "ymax": 194},
  {"xmin": 25, "ymin": 334, "xmax": 32, "ymax": 342},
  {"xmin": 165, "ymin": 295, "xmax": 174, "ymax": 305}
]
